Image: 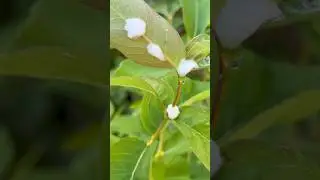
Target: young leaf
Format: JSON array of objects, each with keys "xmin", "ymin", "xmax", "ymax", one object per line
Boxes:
[
  {"xmin": 110, "ymin": 0, "xmax": 185, "ymax": 68},
  {"xmin": 0, "ymin": 47, "xmax": 108, "ymax": 87},
  {"xmin": 172, "ymin": 121, "xmax": 210, "ymax": 170},
  {"xmin": 180, "ymin": 0, "xmax": 210, "ymax": 38},
  {"xmin": 220, "ymin": 90, "xmax": 320, "ymax": 145},
  {"xmin": 185, "ymin": 34, "xmax": 210, "ymax": 62},
  {"xmin": 180, "ymin": 90, "xmax": 210, "ymax": 107},
  {"xmin": 110, "ymin": 76, "xmax": 158, "ymax": 97},
  {"xmin": 110, "ymin": 137, "xmax": 148, "ymax": 180}
]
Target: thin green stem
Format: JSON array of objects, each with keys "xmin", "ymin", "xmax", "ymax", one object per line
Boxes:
[
  {"xmin": 147, "ymin": 118, "xmax": 168, "ymax": 146},
  {"xmin": 172, "ymin": 78, "xmax": 183, "ymax": 106}
]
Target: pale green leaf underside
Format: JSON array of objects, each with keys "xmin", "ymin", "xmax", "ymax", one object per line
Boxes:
[
  {"xmin": 110, "ymin": 0, "xmax": 185, "ymax": 68},
  {"xmin": 221, "ymin": 90, "xmax": 320, "ymax": 145},
  {"xmin": 172, "ymin": 121, "xmax": 210, "ymax": 170},
  {"xmin": 110, "ymin": 137, "xmax": 148, "ymax": 180},
  {"xmin": 0, "ymin": 47, "xmax": 108, "ymax": 87}
]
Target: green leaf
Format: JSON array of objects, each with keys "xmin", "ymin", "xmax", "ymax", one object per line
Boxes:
[
  {"xmin": 180, "ymin": 0, "xmax": 210, "ymax": 38},
  {"xmin": 172, "ymin": 121, "xmax": 210, "ymax": 170},
  {"xmin": 110, "ymin": 0, "xmax": 185, "ymax": 68},
  {"xmin": 110, "ymin": 134, "xmax": 120, "ymax": 147},
  {"xmin": 13, "ymin": 0, "xmax": 106, "ymax": 56},
  {"xmin": 110, "ymin": 137, "xmax": 148, "ymax": 180},
  {"xmin": 180, "ymin": 90, "xmax": 210, "ymax": 107},
  {"xmin": 146, "ymin": 0, "xmax": 181, "ymax": 19},
  {"xmin": 185, "ymin": 34, "xmax": 210, "ymax": 62},
  {"xmin": 151, "ymin": 157, "xmax": 190, "ymax": 180},
  {"xmin": 216, "ymin": 140, "xmax": 320, "ymax": 180},
  {"xmin": 0, "ymin": 47, "xmax": 108, "ymax": 87},
  {"xmin": 140, "ymin": 93, "xmax": 164, "ymax": 134},
  {"xmin": 220, "ymin": 90, "xmax": 320, "ymax": 145},
  {"xmin": 113, "ymin": 60, "xmax": 172, "ymax": 78},
  {"xmin": 110, "ymin": 76, "xmax": 157, "ymax": 97},
  {"xmin": 111, "ymin": 115, "xmax": 143, "ymax": 137}
]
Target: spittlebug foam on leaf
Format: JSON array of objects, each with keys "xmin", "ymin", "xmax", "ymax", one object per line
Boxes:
[
  {"xmin": 124, "ymin": 18, "xmax": 146, "ymax": 39},
  {"xmin": 177, "ymin": 59, "xmax": 199, "ymax": 77},
  {"xmin": 166, "ymin": 104, "xmax": 180, "ymax": 120},
  {"xmin": 147, "ymin": 43, "xmax": 165, "ymax": 61}
]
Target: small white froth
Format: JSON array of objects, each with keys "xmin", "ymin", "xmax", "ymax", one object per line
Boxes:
[
  {"xmin": 166, "ymin": 104, "xmax": 180, "ymax": 120},
  {"xmin": 124, "ymin": 18, "xmax": 146, "ymax": 39},
  {"xmin": 177, "ymin": 59, "xmax": 199, "ymax": 77},
  {"xmin": 147, "ymin": 43, "xmax": 165, "ymax": 61}
]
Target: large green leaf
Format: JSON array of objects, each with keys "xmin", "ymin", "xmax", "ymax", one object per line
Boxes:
[
  {"xmin": 215, "ymin": 140, "xmax": 320, "ymax": 180},
  {"xmin": 13, "ymin": 0, "xmax": 106, "ymax": 56},
  {"xmin": 163, "ymin": 106, "xmax": 210, "ymax": 164},
  {"xmin": 180, "ymin": 0, "xmax": 210, "ymax": 38},
  {"xmin": 151, "ymin": 157, "xmax": 190, "ymax": 180},
  {"xmin": 220, "ymin": 90, "xmax": 320, "ymax": 145},
  {"xmin": 110, "ymin": 137, "xmax": 148, "ymax": 180},
  {"xmin": 172, "ymin": 121, "xmax": 210, "ymax": 170},
  {"xmin": 0, "ymin": 47, "xmax": 108, "ymax": 87},
  {"xmin": 110, "ymin": 0, "xmax": 185, "ymax": 68},
  {"xmin": 113, "ymin": 60, "xmax": 172, "ymax": 78},
  {"xmin": 110, "ymin": 76, "xmax": 158, "ymax": 97}
]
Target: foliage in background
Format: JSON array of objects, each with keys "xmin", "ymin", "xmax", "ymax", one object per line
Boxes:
[
  {"xmin": 110, "ymin": 0, "xmax": 210, "ymax": 179},
  {"xmin": 0, "ymin": 0, "xmax": 107, "ymax": 179},
  {"xmin": 213, "ymin": 0, "xmax": 320, "ymax": 179}
]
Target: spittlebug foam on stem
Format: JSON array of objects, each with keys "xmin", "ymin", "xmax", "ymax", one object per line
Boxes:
[
  {"xmin": 166, "ymin": 104, "xmax": 180, "ymax": 120},
  {"xmin": 177, "ymin": 59, "xmax": 199, "ymax": 77},
  {"xmin": 147, "ymin": 43, "xmax": 165, "ymax": 61}
]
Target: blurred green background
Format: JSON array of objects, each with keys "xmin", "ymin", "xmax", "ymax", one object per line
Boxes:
[{"xmin": 0, "ymin": 0, "xmax": 108, "ymax": 180}]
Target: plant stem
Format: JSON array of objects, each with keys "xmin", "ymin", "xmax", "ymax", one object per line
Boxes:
[
  {"xmin": 212, "ymin": 29, "xmax": 226, "ymax": 136},
  {"xmin": 172, "ymin": 78, "xmax": 183, "ymax": 106},
  {"xmin": 154, "ymin": 121, "xmax": 169, "ymax": 160},
  {"xmin": 147, "ymin": 118, "xmax": 168, "ymax": 146}
]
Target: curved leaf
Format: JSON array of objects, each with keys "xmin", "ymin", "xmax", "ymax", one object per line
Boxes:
[
  {"xmin": 185, "ymin": 34, "xmax": 210, "ymax": 62},
  {"xmin": 180, "ymin": 90, "xmax": 210, "ymax": 107},
  {"xmin": 113, "ymin": 60, "xmax": 172, "ymax": 78},
  {"xmin": 110, "ymin": 0, "xmax": 185, "ymax": 68},
  {"xmin": 220, "ymin": 90, "xmax": 320, "ymax": 145},
  {"xmin": 110, "ymin": 137, "xmax": 148, "ymax": 180},
  {"xmin": 110, "ymin": 76, "xmax": 157, "ymax": 97},
  {"xmin": 172, "ymin": 121, "xmax": 210, "ymax": 170}
]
